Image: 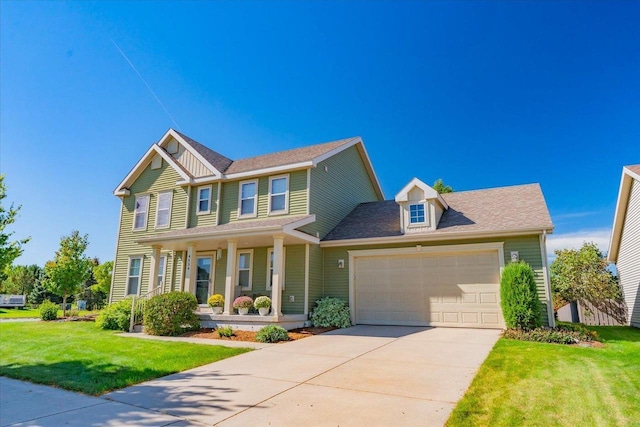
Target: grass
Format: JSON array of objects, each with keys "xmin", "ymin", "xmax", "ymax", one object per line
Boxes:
[
  {"xmin": 0, "ymin": 308, "xmax": 98, "ymax": 319},
  {"xmin": 0, "ymin": 321, "xmax": 251, "ymax": 395},
  {"xmin": 447, "ymin": 326, "xmax": 640, "ymax": 426}
]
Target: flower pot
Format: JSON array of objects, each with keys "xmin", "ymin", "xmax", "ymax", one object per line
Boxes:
[
  {"xmin": 237, "ymin": 307, "xmax": 249, "ymax": 315},
  {"xmin": 211, "ymin": 306, "xmax": 222, "ymax": 315},
  {"xmin": 258, "ymin": 307, "xmax": 270, "ymax": 316}
]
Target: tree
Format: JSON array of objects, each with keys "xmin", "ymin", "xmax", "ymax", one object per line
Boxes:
[
  {"xmin": 550, "ymin": 242, "xmax": 620, "ymax": 320},
  {"xmin": 500, "ymin": 261, "xmax": 542, "ymax": 330},
  {"xmin": 44, "ymin": 230, "xmax": 93, "ymax": 316},
  {"xmin": 433, "ymin": 179, "xmax": 454, "ymax": 194},
  {"xmin": 92, "ymin": 260, "xmax": 113, "ymax": 295},
  {"xmin": 1, "ymin": 264, "xmax": 43, "ymax": 295},
  {"xmin": 76, "ymin": 258, "xmax": 110, "ymax": 310},
  {"xmin": 0, "ymin": 174, "xmax": 30, "ymax": 274}
]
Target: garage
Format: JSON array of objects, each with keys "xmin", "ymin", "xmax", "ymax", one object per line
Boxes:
[{"xmin": 352, "ymin": 246, "xmax": 504, "ymax": 329}]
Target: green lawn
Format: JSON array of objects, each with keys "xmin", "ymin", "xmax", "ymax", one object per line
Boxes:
[
  {"xmin": 0, "ymin": 321, "xmax": 251, "ymax": 395},
  {"xmin": 0, "ymin": 308, "xmax": 98, "ymax": 319},
  {"xmin": 447, "ymin": 326, "xmax": 640, "ymax": 426}
]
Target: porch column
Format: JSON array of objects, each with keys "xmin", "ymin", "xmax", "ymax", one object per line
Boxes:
[
  {"xmin": 271, "ymin": 235, "xmax": 284, "ymax": 318},
  {"xmin": 147, "ymin": 245, "xmax": 161, "ymax": 293},
  {"xmin": 223, "ymin": 239, "xmax": 238, "ymax": 315},
  {"xmin": 184, "ymin": 244, "xmax": 197, "ymax": 294}
]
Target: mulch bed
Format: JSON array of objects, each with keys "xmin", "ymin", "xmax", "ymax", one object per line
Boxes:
[{"xmin": 182, "ymin": 326, "xmax": 336, "ymax": 343}]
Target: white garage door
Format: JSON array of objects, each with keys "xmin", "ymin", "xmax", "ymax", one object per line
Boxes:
[{"xmin": 354, "ymin": 250, "xmax": 504, "ymax": 328}]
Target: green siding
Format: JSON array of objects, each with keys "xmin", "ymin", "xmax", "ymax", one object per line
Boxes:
[
  {"xmin": 219, "ymin": 170, "xmax": 308, "ymax": 224},
  {"xmin": 321, "ymin": 235, "xmax": 550, "ymax": 325},
  {"xmin": 308, "ymin": 244, "xmax": 324, "ymax": 313},
  {"xmin": 302, "ymin": 145, "xmax": 380, "ymax": 239},
  {"xmin": 188, "ymin": 184, "xmax": 219, "ymax": 228},
  {"xmin": 112, "ymin": 161, "xmax": 188, "ymax": 301}
]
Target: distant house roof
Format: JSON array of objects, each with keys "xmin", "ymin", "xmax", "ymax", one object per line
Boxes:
[
  {"xmin": 608, "ymin": 164, "xmax": 640, "ymax": 262},
  {"xmin": 323, "ymin": 183, "xmax": 554, "ymax": 243}
]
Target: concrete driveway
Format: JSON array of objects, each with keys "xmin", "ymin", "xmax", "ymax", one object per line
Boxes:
[{"xmin": 1, "ymin": 326, "xmax": 500, "ymax": 426}]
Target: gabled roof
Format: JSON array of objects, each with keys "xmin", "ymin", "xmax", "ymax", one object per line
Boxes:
[
  {"xmin": 608, "ymin": 164, "xmax": 640, "ymax": 262},
  {"xmin": 173, "ymin": 130, "xmax": 233, "ymax": 174},
  {"xmin": 323, "ymin": 183, "xmax": 554, "ymax": 244},
  {"xmin": 394, "ymin": 177, "xmax": 449, "ymax": 209}
]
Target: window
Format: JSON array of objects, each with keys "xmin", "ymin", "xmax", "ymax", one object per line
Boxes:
[
  {"xmin": 268, "ymin": 175, "xmax": 289, "ymax": 214},
  {"xmin": 236, "ymin": 250, "xmax": 253, "ymax": 290},
  {"xmin": 239, "ymin": 180, "xmax": 257, "ymax": 217},
  {"xmin": 197, "ymin": 186, "xmax": 211, "ymax": 214},
  {"xmin": 155, "ymin": 191, "xmax": 172, "ymax": 228},
  {"xmin": 156, "ymin": 255, "xmax": 166, "ymax": 288},
  {"xmin": 409, "ymin": 203, "xmax": 426, "ymax": 224},
  {"xmin": 266, "ymin": 248, "xmax": 286, "ymax": 290},
  {"xmin": 126, "ymin": 256, "xmax": 143, "ymax": 295},
  {"xmin": 133, "ymin": 194, "xmax": 150, "ymax": 230}
]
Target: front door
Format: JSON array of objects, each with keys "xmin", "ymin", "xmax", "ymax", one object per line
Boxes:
[{"xmin": 196, "ymin": 256, "xmax": 213, "ymax": 305}]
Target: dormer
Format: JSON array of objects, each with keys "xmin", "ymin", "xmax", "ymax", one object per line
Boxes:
[{"xmin": 394, "ymin": 178, "xmax": 449, "ymax": 234}]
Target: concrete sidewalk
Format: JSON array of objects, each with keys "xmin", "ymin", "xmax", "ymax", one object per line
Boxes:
[{"xmin": 1, "ymin": 326, "xmax": 500, "ymax": 426}]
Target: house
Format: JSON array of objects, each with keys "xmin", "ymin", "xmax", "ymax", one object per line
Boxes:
[
  {"xmin": 608, "ymin": 164, "xmax": 640, "ymax": 328},
  {"xmin": 110, "ymin": 129, "xmax": 555, "ymax": 330}
]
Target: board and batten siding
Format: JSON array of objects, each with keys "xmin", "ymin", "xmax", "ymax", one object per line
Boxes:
[
  {"xmin": 112, "ymin": 161, "xmax": 188, "ymax": 301},
  {"xmin": 617, "ymin": 178, "xmax": 640, "ymax": 327},
  {"xmin": 321, "ymin": 235, "xmax": 551, "ymax": 326},
  {"xmin": 301, "ymin": 145, "xmax": 381, "ymax": 239},
  {"xmin": 218, "ymin": 170, "xmax": 308, "ymax": 224},
  {"xmin": 168, "ymin": 136, "xmax": 213, "ymax": 178},
  {"xmin": 188, "ymin": 184, "xmax": 219, "ymax": 228}
]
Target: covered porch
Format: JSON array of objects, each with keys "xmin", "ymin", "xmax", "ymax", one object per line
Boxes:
[{"xmin": 135, "ymin": 215, "xmax": 318, "ymax": 330}]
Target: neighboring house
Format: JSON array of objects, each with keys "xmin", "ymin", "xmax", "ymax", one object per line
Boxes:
[
  {"xmin": 110, "ymin": 129, "xmax": 555, "ymax": 329},
  {"xmin": 608, "ymin": 164, "xmax": 640, "ymax": 328}
]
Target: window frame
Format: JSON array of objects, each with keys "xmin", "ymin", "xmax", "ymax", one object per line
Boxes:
[
  {"xmin": 236, "ymin": 249, "xmax": 254, "ymax": 291},
  {"xmin": 126, "ymin": 256, "xmax": 144, "ymax": 296},
  {"xmin": 408, "ymin": 202, "xmax": 427, "ymax": 225},
  {"xmin": 196, "ymin": 185, "xmax": 212, "ymax": 215},
  {"xmin": 155, "ymin": 191, "xmax": 173, "ymax": 229},
  {"xmin": 266, "ymin": 248, "xmax": 286, "ymax": 291},
  {"xmin": 156, "ymin": 254, "xmax": 167, "ymax": 289},
  {"xmin": 268, "ymin": 174, "xmax": 289, "ymax": 215},
  {"xmin": 133, "ymin": 194, "xmax": 150, "ymax": 231},
  {"xmin": 237, "ymin": 179, "xmax": 258, "ymax": 219}
]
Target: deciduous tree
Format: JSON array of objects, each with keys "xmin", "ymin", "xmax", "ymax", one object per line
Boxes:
[
  {"xmin": 0, "ymin": 174, "xmax": 30, "ymax": 276},
  {"xmin": 433, "ymin": 178, "xmax": 454, "ymax": 194}
]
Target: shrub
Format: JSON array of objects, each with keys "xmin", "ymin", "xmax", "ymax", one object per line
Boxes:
[
  {"xmin": 256, "ymin": 325, "xmax": 289, "ymax": 343},
  {"xmin": 96, "ymin": 298, "xmax": 135, "ymax": 331},
  {"xmin": 217, "ymin": 326, "xmax": 234, "ymax": 338},
  {"xmin": 39, "ymin": 300, "xmax": 59, "ymax": 321},
  {"xmin": 144, "ymin": 292, "xmax": 200, "ymax": 336},
  {"xmin": 207, "ymin": 294, "xmax": 224, "ymax": 308},
  {"xmin": 233, "ymin": 296, "xmax": 253, "ymax": 309},
  {"xmin": 66, "ymin": 309, "xmax": 80, "ymax": 318},
  {"xmin": 503, "ymin": 325, "xmax": 598, "ymax": 344},
  {"xmin": 254, "ymin": 296, "xmax": 272, "ymax": 309},
  {"xmin": 500, "ymin": 261, "xmax": 542, "ymax": 330},
  {"xmin": 311, "ymin": 297, "xmax": 351, "ymax": 328}
]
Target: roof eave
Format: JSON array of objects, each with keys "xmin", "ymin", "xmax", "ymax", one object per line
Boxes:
[
  {"xmin": 608, "ymin": 167, "xmax": 640, "ymax": 262},
  {"xmin": 161, "ymin": 129, "xmax": 222, "ymax": 177}
]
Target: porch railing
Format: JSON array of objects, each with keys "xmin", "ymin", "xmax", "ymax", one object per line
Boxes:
[{"xmin": 129, "ymin": 285, "xmax": 163, "ymax": 332}]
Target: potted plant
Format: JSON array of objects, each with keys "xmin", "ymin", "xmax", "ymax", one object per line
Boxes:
[
  {"xmin": 207, "ymin": 294, "xmax": 224, "ymax": 314},
  {"xmin": 254, "ymin": 296, "xmax": 272, "ymax": 316},
  {"xmin": 233, "ymin": 296, "xmax": 253, "ymax": 315}
]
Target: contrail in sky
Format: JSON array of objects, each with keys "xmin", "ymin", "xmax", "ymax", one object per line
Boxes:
[{"xmin": 110, "ymin": 38, "xmax": 181, "ymax": 130}]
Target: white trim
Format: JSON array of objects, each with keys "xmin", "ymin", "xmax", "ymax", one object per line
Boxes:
[
  {"xmin": 304, "ymin": 244, "xmax": 310, "ymax": 316},
  {"xmin": 268, "ymin": 174, "xmax": 290, "ymax": 216},
  {"xmin": 155, "ymin": 191, "xmax": 173, "ymax": 229},
  {"xmin": 114, "ymin": 144, "xmax": 192, "ymax": 195},
  {"xmin": 215, "ymin": 181, "xmax": 221, "ymax": 226},
  {"xmin": 125, "ymin": 255, "xmax": 144, "ymax": 297},
  {"xmin": 540, "ymin": 232, "xmax": 556, "ymax": 327},
  {"xmin": 608, "ymin": 166, "xmax": 640, "ymax": 262},
  {"xmin": 195, "ymin": 254, "xmax": 215, "ymax": 305},
  {"xmin": 347, "ymin": 242, "xmax": 505, "ymax": 325},
  {"xmin": 108, "ymin": 200, "xmax": 124, "ymax": 304},
  {"xmin": 224, "ymin": 162, "xmax": 313, "ymax": 180},
  {"xmin": 236, "ymin": 249, "xmax": 254, "ymax": 291},
  {"xmin": 158, "ymin": 128, "xmax": 221, "ymax": 176},
  {"xmin": 184, "ymin": 186, "xmax": 191, "ymax": 228},
  {"xmin": 196, "ymin": 185, "xmax": 212, "ymax": 215},
  {"xmin": 306, "ymin": 169, "xmax": 311, "ymax": 215},
  {"xmin": 156, "ymin": 254, "xmax": 167, "ymax": 288},
  {"xmin": 237, "ymin": 179, "xmax": 258, "ymax": 219},
  {"xmin": 408, "ymin": 202, "xmax": 427, "ymax": 225},
  {"xmin": 320, "ymin": 228, "xmax": 552, "ymax": 248},
  {"xmin": 266, "ymin": 247, "xmax": 286, "ymax": 291},
  {"xmin": 132, "ymin": 194, "xmax": 150, "ymax": 231},
  {"xmin": 395, "ymin": 177, "xmax": 448, "ymax": 209}
]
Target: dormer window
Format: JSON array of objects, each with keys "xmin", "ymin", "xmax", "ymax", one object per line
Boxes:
[{"xmin": 409, "ymin": 203, "xmax": 426, "ymax": 225}]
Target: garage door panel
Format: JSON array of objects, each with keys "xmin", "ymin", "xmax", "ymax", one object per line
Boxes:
[{"xmin": 355, "ymin": 250, "xmax": 504, "ymax": 329}]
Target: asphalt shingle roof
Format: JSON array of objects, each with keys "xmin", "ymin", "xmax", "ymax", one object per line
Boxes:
[
  {"xmin": 626, "ymin": 164, "xmax": 640, "ymax": 176},
  {"xmin": 174, "ymin": 130, "xmax": 234, "ymax": 174},
  {"xmin": 323, "ymin": 183, "xmax": 554, "ymax": 241}
]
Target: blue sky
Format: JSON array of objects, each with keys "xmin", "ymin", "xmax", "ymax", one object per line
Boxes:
[{"xmin": 1, "ymin": 1, "xmax": 638, "ymax": 266}]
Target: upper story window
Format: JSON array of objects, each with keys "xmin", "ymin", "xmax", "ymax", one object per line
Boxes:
[
  {"xmin": 237, "ymin": 250, "xmax": 253, "ymax": 290},
  {"xmin": 197, "ymin": 185, "xmax": 211, "ymax": 215},
  {"xmin": 239, "ymin": 180, "xmax": 258, "ymax": 218},
  {"xmin": 409, "ymin": 203, "xmax": 426, "ymax": 225},
  {"xmin": 269, "ymin": 175, "xmax": 289, "ymax": 215},
  {"xmin": 133, "ymin": 194, "xmax": 150, "ymax": 231},
  {"xmin": 155, "ymin": 191, "xmax": 173, "ymax": 229}
]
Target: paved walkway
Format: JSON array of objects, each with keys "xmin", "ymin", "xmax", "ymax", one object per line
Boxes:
[{"xmin": 1, "ymin": 326, "xmax": 500, "ymax": 426}]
